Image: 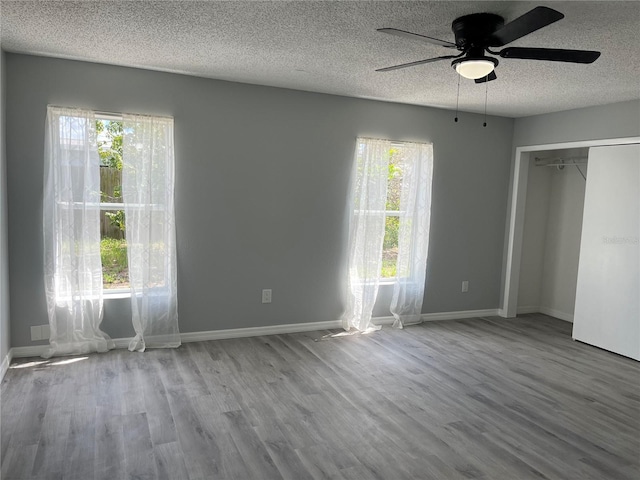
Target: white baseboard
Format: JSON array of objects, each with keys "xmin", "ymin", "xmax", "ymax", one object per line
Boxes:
[
  {"xmin": 9, "ymin": 320, "xmax": 345, "ymax": 359},
  {"xmin": 113, "ymin": 338, "xmax": 132, "ymax": 349},
  {"xmin": 517, "ymin": 305, "xmax": 574, "ymax": 323},
  {"xmin": 539, "ymin": 306, "xmax": 573, "ymax": 323},
  {"xmin": 421, "ymin": 309, "xmax": 500, "ymax": 321},
  {"xmin": 1, "ymin": 349, "xmax": 13, "ymax": 381},
  {"xmin": 517, "ymin": 306, "xmax": 541, "ymax": 315},
  {"xmin": 9, "ymin": 344, "xmax": 45, "ymax": 359},
  {"xmin": 6, "ymin": 309, "xmax": 501, "ymax": 362},
  {"xmin": 372, "ymin": 316, "xmax": 395, "ymax": 326},
  {"xmin": 179, "ymin": 320, "xmax": 343, "ymax": 343}
]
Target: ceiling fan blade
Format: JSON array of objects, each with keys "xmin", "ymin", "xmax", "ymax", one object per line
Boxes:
[
  {"xmin": 377, "ymin": 28, "xmax": 458, "ymax": 49},
  {"xmin": 376, "ymin": 55, "xmax": 460, "ymax": 72},
  {"xmin": 499, "ymin": 47, "xmax": 601, "ymax": 63},
  {"xmin": 488, "ymin": 6, "xmax": 564, "ymax": 47},
  {"xmin": 475, "ymin": 71, "xmax": 497, "ymax": 84}
]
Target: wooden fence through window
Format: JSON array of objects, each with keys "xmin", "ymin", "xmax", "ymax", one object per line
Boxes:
[{"xmin": 100, "ymin": 166, "xmax": 124, "ymax": 239}]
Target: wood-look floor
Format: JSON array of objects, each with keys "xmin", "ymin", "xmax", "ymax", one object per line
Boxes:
[{"xmin": 1, "ymin": 314, "xmax": 639, "ymax": 480}]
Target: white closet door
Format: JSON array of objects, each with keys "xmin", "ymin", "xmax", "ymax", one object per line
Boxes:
[{"xmin": 573, "ymin": 144, "xmax": 639, "ymax": 360}]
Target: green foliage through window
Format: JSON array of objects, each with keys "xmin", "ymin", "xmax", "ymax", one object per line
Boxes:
[
  {"xmin": 381, "ymin": 148, "xmax": 403, "ymax": 278},
  {"xmin": 105, "ymin": 210, "xmax": 126, "ymax": 232},
  {"xmin": 100, "ymin": 238, "xmax": 128, "ymax": 287},
  {"xmin": 96, "ymin": 120, "xmax": 123, "ymax": 170},
  {"xmin": 97, "ymin": 118, "xmax": 128, "ymax": 289}
]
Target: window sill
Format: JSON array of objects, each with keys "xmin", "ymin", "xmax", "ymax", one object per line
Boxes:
[
  {"xmin": 356, "ymin": 278, "xmax": 415, "ymax": 286},
  {"xmin": 103, "ymin": 286, "xmax": 170, "ymax": 299},
  {"xmin": 352, "ymin": 279, "xmax": 397, "ymax": 286},
  {"xmin": 103, "ymin": 291, "xmax": 131, "ymax": 299}
]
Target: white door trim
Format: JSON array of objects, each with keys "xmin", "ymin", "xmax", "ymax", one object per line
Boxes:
[{"xmin": 500, "ymin": 136, "xmax": 640, "ymax": 318}]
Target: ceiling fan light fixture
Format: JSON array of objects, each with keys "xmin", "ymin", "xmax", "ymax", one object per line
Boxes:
[{"xmin": 452, "ymin": 57, "xmax": 498, "ymax": 79}]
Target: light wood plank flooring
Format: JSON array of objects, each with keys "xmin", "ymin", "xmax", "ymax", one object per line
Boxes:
[{"xmin": 1, "ymin": 314, "xmax": 639, "ymax": 479}]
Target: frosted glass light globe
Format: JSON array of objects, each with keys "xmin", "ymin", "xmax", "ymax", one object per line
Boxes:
[{"xmin": 455, "ymin": 59, "xmax": 496, "ymax": 80}]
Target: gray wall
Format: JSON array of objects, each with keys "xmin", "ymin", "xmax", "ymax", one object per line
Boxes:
[
  {"xmin": 6, "ymin": 53, "xmax": 514, "ymax": 348},
  {"xmin": 518, "ymin": 148, "xmax": 588, "ymax": 319},
  {"xmin": 1, "ymin": 50, "xmax": 10, "ymax": 361},
  {"xmin": 517, "ymin": 156, "xmax": 552, "ymax": 309},
  {"xmin": 512, "ymin": 100, "xmax": 640, "ymax": 147},
  {"xmin": 539, "ymin": 152, "xmax": 588, "ymax": 319}
]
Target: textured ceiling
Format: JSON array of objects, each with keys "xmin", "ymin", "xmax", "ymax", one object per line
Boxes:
[{"xmin": 1, "ymin": 1, "xmax": 639, "ymax": 117}]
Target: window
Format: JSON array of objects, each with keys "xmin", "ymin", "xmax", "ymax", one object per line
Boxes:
[
  {"xmin": 382, "ymin": 147, "xmax": 403, "ymax": 279},
  {"xmin": 44, "ymin": 106, "xmax": 180, "ymax": 355},
  {"xmin": 343, "ymin": 137, "xmax": 433, "ymax": 331},
  {"xmin": 351, "ymin": 139, "xmax": 431, "ymax": 281},
  {"xmin": 96, "ymin": 117, "xmax": 129, "ymax": 291}
]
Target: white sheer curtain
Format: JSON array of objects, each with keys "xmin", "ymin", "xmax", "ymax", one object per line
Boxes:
[
  {"xmin": 390, "ymin": 142, "xmax": 433, "ymax": 328},
  {"xmin": 122, "ymin": 114, "xmax": 180, "ymax": 351},
  {"xmin": 341, "ymin": 138, "xmax": 390, "ymax": 331},
  {"xmin": 43, "ymin": 106, "xmax": 114, "ymax": 358}
]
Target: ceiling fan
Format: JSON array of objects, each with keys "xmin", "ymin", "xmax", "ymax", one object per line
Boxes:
[{"xmin": 376, "ymin": 6, "xmax": 601, "ymax": 82}]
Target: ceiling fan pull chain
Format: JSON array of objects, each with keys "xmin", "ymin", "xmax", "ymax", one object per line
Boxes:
[
  {"xmin": 483, "ymin": 77, "xmax": 489, "ymax": 127},
  {"xmin": 454, "ymin": 74, "xmax": 461, "ymax": 123}
]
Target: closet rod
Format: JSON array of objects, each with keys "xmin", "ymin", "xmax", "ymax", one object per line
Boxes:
[
  {"xmin": 544, "ymin": 163, "xmax": 587, "ymax": 167},
  {"xmin": 534, "ymin": 155, "xmax": 588, "ymax": 162}
]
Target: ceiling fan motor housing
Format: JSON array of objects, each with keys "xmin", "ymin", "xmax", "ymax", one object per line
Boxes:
[
  {"xmin": 452, "ymin": 13, "xmax": 504, "ymax": 50},
  {"xmin": 376, "ymin": 6, "xmax": 600, "ymax": 76}
]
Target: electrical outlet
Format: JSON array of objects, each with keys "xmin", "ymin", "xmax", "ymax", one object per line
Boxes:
[
  {"xmin": 462, "ymin": 281, "xmax": 469, "ymax": 293},
  {"xmin": 262, "ymin": 289, "xmax": 272, "ymax": 304}
]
